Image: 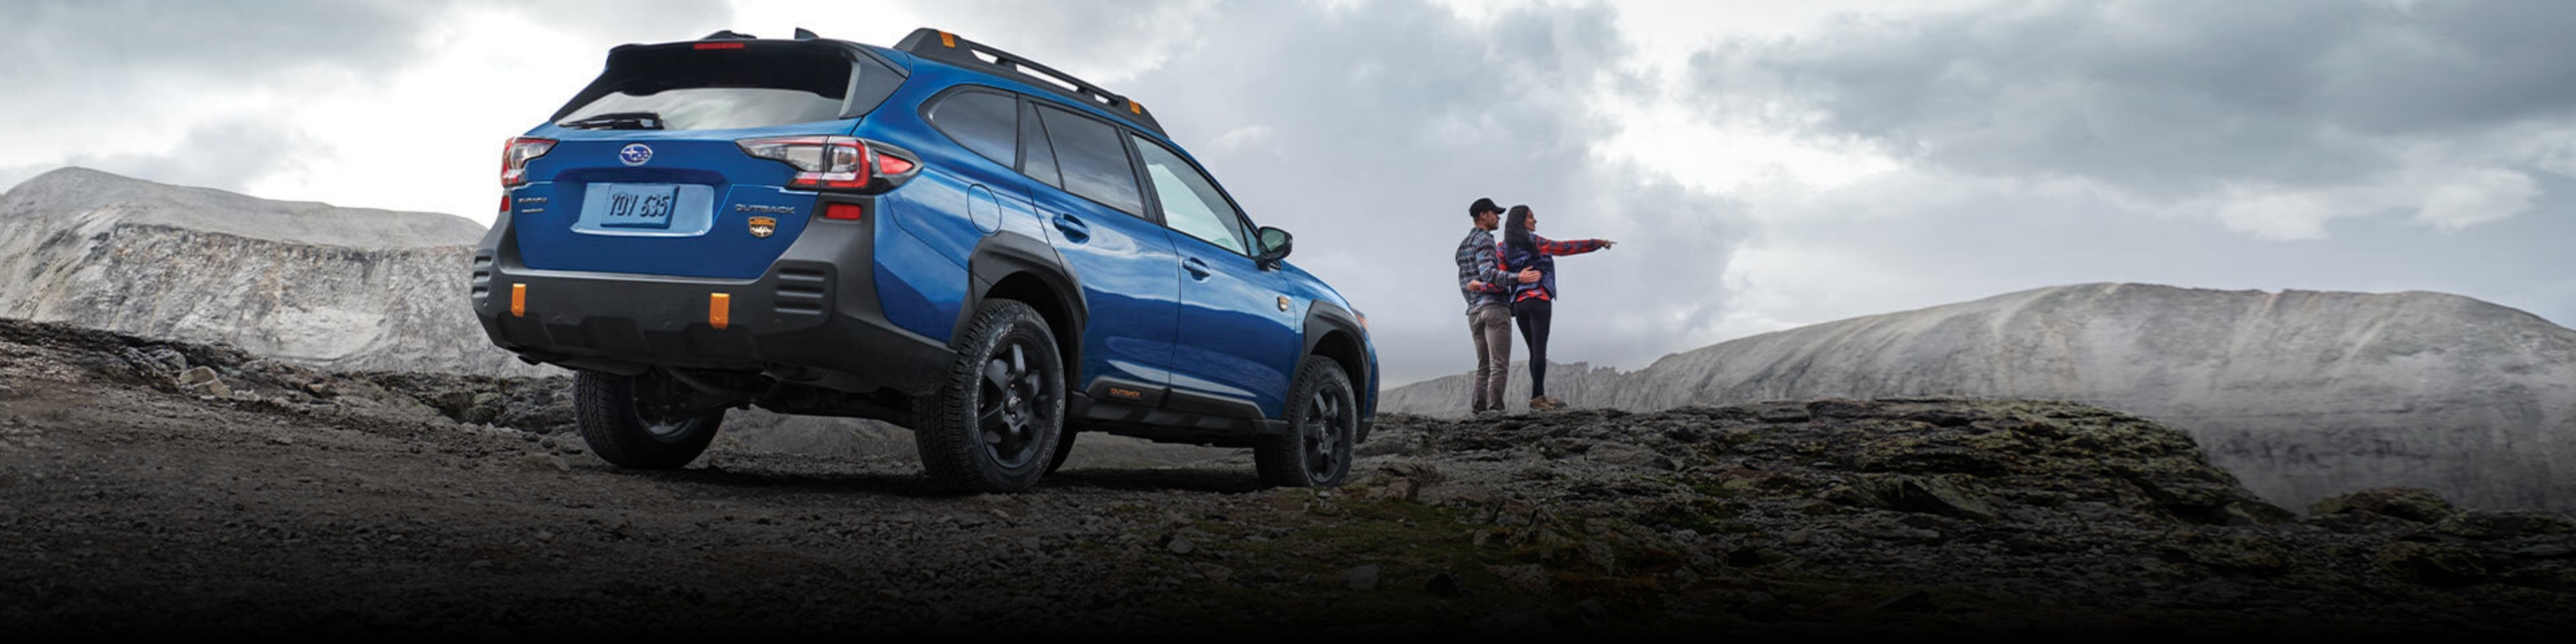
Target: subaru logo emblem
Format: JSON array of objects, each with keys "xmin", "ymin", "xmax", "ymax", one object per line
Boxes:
[{"xmin": 618, "ymin": 144, "xmax": 652, "ymax": 166}]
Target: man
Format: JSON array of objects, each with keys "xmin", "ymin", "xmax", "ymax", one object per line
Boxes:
[{"xmin": 1456, "ymin": 197, "xmax": 1541, "ymax": 415}]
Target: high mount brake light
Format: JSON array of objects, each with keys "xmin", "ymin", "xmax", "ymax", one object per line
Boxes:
[
  {"xmin": 735, "ymin": 136, "xmax": 920, "ymax": 193},
  {"xmin": 500, "ymin": 137, "xmax": 555, "ymax": 188}
]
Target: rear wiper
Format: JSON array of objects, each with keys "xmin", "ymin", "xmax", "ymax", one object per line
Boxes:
[{"xmin": 557, "ymin": 111, "xmax": 666, "ymax": 130}]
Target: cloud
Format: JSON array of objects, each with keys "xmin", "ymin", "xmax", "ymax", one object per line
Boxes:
[
  {"xmin": 1686, "ymin": 0, "xmax": 2576, "ymax": 237},
  {"xmin": 32, "ymin": 118, "xmax": 326, "ymax": 195},
  {"xmin": 0, "ymin": 0, "xmax": 733, "ymax": 207}
]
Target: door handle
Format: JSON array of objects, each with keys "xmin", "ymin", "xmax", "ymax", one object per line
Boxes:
[
  {"xmin": 1183, "ymin": 257, "xmax": 1212, "ymax": 280},
  {"xmin": 1051, "ymin": 212, "xmax": 1090, "ymax": 243}
]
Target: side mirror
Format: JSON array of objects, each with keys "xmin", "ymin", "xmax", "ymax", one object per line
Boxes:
[{"xmin": 1255, "ymin": 226, "xmax": 1293, "ymax": 267}]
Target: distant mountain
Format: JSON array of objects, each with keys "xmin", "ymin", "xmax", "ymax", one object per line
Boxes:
[
  {"xmin": 0, "ymin": 166, "xmax": 543, "ymax": 376},
  {"xmin": 1383, "ymin": 282, "xmax": 2576, "ymax": 513}
]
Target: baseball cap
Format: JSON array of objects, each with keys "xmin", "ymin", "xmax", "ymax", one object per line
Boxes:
[{"xmin": 1468, "ymin": 197, "xmax": 1502, "ymax": 217}]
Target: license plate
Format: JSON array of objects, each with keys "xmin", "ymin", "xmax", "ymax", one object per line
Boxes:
[{"xmin": 598, "ymin": 183, "xmax": 680, "ymax": 229}]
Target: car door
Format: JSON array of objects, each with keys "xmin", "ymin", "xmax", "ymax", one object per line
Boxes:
[
  {"xmin": 1028, "ymin": 103, "xmax": 1181, "ymax": 394},
  {"xmin": 1131, "ymin": 133, "xmax": 1300, "ymax": 419}
]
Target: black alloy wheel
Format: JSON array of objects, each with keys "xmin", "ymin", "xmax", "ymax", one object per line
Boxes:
[
  {"xmin": 574, "ymin": 369, "xmax": 725, "ymax": 470},
  {"xmin": 916, "ymin": 299, "xmax": 1064, "ymax": 493},
  {"xmin": 1256, "ymin": 356, "xmax": 1355, "ymax": 487},
  {"xmin": 976, "ymin": 340, "xmax": 1048, "ymax": 470}
]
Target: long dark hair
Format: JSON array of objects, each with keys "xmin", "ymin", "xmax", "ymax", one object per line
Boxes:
[{"xmin": 1503, "ymin": 205, "xmax": 1535, "ymax": 259}]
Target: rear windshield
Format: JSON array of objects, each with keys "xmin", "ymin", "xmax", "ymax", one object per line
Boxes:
[
  {"xmin": 553, "ymin": 44, "xmax": 874, "ymax": 131},
  {"xmin": 561, "ymin": 88, "xmax": 842, "ymax": 131}
]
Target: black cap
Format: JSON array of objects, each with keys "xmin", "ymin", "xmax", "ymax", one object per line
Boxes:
[{"xmin": 1468, "ymin": 197, "xmax": 1502, "ymax": 217}]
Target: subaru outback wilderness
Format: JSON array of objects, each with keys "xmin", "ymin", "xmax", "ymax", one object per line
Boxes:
[{"xmin": 471, "ymin": 28, "xmax": 1377, "ymax": 493}]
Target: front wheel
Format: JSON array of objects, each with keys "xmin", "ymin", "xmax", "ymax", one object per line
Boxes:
[
  {"xmin": 574, "ymin": 370, "xmax": 724, "ymax": 470},
  {"xmin": 1255, "ymin": 356, "xmax": 1357, "ymax": 488},
  {"xmin": 915, "ymin": 299, "xmax": 1065, "ymax": 493}
]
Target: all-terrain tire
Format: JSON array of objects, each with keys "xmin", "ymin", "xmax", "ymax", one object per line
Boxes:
[
  {"xmin": 574, "ymin": 370, "xmax": 724, "ymax": 470},
  {"xmin": 1044, "ymin": 426, "xmax": 1079, "ymax": 475},
  {"xmin": 1254, "ymin": 356, "xmax": 1356, "ymax": 488},
  {"xmin": 914, "ymin": 299, "xmax": 1065, "ymax": 493}
]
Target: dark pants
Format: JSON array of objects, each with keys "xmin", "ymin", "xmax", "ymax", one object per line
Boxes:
[{"xmin": 1512, "ymin": 298, "xmax": 1553, "ymax": 398}]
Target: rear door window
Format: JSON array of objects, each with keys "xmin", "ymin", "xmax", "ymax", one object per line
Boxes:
[
  {"xmin": 926, "ymin": 89, "xmax": 1020, "ymax": 167},
  {"xmin": 1018, "ymin": 99, "xmax": 1063, "ymax": 189},
  {"xmin": 1035, "ymin": 105, "xmax": 1144, "ymax": 217}
]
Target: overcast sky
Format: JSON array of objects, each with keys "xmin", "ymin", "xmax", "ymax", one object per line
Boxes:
[{"xmin": 3, "ymin": 0, "xmax": 2569, "ymax": 387}]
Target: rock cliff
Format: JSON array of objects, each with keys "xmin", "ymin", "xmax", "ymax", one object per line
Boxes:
[
  {"xmin": 0, "ymin": 166, "xmax": 545, "ymax": 377},
  {"xmin": 1383, "ymin": 283, "xmax": 2576, "ymax": 514}
]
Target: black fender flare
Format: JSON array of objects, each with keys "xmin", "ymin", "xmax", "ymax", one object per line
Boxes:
[
  {"xmin": 1299, "ymin": 301, "xmax": 1372, "ymax": 407},
  {"xmin": 959, "ymin": 232, "xmax": 1088, "ymax": 368}
]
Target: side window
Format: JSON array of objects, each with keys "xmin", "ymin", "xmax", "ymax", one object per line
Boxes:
[
  {"xmin": 1018, "ymin": 99, "xmax": 1062, "ymax": 189},
  {"xmin": 1035, "ymin": 105, "xmax": 1144, "ymax": 217},
  {"xmin": 1132, "ymin": 136, "xmax": 1248, "ymax": 255},
  {"xmin": 926, "ymin": 89, "xmax": 1018, "ymax": 167}
]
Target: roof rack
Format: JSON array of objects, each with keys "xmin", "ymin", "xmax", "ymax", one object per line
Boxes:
[{"xmin": 893, "ymin": 28, "xmax": 1165, "ymax": 136}]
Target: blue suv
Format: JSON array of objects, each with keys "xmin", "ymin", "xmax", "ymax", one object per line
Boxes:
[{"xmin": 471, "ymin": 28, "xmax": 1377, "ymax": 492}]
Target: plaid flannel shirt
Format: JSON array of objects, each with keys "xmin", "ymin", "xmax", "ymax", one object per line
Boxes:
[
  {"xmin": 1489, "ymin": 234, "xmax": 1609, "ymax": 303},
  {"xmin": 1455, "ymin": 227, "xmax": 1512, "ymax": 313}
]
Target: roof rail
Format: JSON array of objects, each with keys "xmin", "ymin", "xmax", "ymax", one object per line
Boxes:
[{"xmin": 892, "ymin": 28, "xmax": 1165, "ymax": 136}]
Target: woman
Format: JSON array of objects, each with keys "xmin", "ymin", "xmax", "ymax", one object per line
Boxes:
[{"xmin": 1499, "ymin": 204, "xmax": 1615, "ymax": 411}]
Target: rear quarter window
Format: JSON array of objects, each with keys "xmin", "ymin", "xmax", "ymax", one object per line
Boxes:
[{"xmin": 926, "ymin": 89, "xmax": 1020, "ymax": 167}]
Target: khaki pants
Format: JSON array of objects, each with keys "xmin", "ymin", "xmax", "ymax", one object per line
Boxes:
[{"xmin": 1467, "ymin": 304, "xmax": 1513, "ymax": 413}]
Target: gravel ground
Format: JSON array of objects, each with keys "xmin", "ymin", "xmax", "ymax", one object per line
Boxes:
[{"xmin": 3, "ymin": 318, "xmax": 2571, "ymax": 641}]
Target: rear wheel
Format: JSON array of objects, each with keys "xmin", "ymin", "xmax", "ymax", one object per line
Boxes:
[
  {"xmin": 1256, "ymin": 356, "xmax": 1356, "ymax": 488},
  {"xmin": 915, "ymin": 299, "xmax": 1065, "ymax": 493},
  {"xmin": 574, "ymin": 370, "xmax": 724, "ymax": 470},
  {"xmin": 1044, "ymin": 426, "xmax": 1079, "ymax": 475}
]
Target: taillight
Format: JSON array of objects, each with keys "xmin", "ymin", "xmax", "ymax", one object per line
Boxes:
[
  {"xmin": 736, "ymin": 136, "xmax": 920, "ymax": 193},
  {"xmin": 500, "ymin": 137, "xmax": 555, "ymax": 188}
]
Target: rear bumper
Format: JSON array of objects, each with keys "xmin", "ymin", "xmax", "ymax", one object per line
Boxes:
[{"xmin": 470, "ymin": 199, "xmax": 952, "ymax": 396}]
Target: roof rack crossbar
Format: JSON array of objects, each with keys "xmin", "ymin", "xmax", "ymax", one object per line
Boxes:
[{"xmin": 893, "ymin": 28, "xmax": 1165, "ymax": 136}]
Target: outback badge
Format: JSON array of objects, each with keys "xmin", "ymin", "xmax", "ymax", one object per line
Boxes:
[{"xmin": 747, "ymin": 216, "xmax": 777, "ymax": 239}]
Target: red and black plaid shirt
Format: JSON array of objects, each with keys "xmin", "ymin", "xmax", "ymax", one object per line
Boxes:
[{"xmin": 1474, "ymin": 234, "xmax": 1609, "ymax": 302}]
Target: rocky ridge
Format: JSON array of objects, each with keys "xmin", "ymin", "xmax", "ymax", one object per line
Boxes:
[
  {"xmin": 0, "ymin": 166, "xmax": 539, "ymax": 377},
  {"xmin": 1383, "ymin": 283, "xmax": 2576, "ymax": 514},
  {"xmin": 2, "ymin": 317, "xmax": 2570, "ymax": 639}
]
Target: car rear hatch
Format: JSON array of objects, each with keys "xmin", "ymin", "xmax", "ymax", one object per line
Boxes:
[{"xmin": 505, "ymin": 36, "xmax": 907, "ymax": 280}]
